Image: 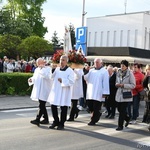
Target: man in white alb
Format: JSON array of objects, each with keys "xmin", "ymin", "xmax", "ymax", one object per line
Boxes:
[
  {"xmin": 84, "ymin": 58, "xmax": 110, "ymax": 125},
  {"xmin": 47, "ymin": 55, "xmax": 75, "ymax": 130}
]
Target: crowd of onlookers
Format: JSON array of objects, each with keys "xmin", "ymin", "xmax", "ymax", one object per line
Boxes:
[{"xmin": 0, "ymin": 56, "xmax": 39, "ymax": 73}]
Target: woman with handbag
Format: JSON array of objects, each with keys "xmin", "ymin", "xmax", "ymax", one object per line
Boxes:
[{"xmin": 115, "ymin": 60, "xmax": 136, "ymax": 131}]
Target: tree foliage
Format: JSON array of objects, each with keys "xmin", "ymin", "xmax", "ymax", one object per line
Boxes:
[
  {"xmin": 0, "ymin": 34, "xmax": 21, "ymax": 58},
  {"xmin": 18, "ymin": 36, "xmax": 53, "ymax": 59},
  {"xmin": 0, "ymin": 0, "xmax": 47, "ymax": 38},
  {"xmin": 51, "ymin": 31, "xmax": 60, "ymax": 48}
]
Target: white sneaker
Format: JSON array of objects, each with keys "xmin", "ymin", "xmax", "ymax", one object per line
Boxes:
[
  {"xmin": 129, "ymin": 120, "xmax": 136, "ymax": 124},
  {"xmin": 78, "ymin": 106, "xmax": 83, "ymax": 111}
]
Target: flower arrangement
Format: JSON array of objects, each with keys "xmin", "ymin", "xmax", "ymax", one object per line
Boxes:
[
  {"xmin": 51, "ymin": 50, "xmax": 65, "ymax": 64},
  {"xmin": 68, "ymin": 50, "xmax": 87, "ymax": 64},
  {"xmin": 51, "ymin": 49, "xmax": 87, "ymax": 65}
]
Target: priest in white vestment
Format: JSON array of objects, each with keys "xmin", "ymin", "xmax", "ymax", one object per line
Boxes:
[
  {"xmin": 29, "ymin": 58, "xmax": 52, "ymax": 126},
  {"xmin": 48, "ymin": 55, "xmax": 75, "ymax": 130},
  {"xmin": 84, "ymin": 58, "xmax": 110, "ymax": 125},
  {"xmin": 67, "ymin": 68, "xmax": 84, "ymax": 121}
]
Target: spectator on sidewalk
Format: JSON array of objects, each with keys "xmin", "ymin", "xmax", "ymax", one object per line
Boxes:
[
  {"xmin": 29, "ymin": 58, "xmax": 52, "ymax": 126},
  {"xmin": 7, "ymin": 59, "xmax": 15, "ymax": 73}
]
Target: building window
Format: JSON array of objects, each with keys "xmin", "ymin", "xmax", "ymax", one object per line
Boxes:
[
  {"xmin": 100, "ymin": 31, "xmax": 103, "ymax": 46},
  {"xmin": 120, "ymin": 30, "xmax": 123, "ymax": 46},
  {"xmin": 113, "ymin": 31, "xmax": 116, "ymax": 46},
  {"xmin": 88, "ymin": 32, "xmax": 91, "ymax": 47},
  {"xmin": 127, "ymin": 30, "xmax": 130, "ymax": 46},
  {"xmin": 94, "ymin": 32, "xmax": 97, "ymax": 46},
  {"xmin": 106, "ymin": 31, "xmax": 110, "ymax": 46},
  {"xmin": 134, "ymin": 29, "xmax": 138, "ymax": 47}
]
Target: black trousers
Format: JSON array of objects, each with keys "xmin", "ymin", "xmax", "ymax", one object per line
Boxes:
[
  {"xmin": 69, "ymin": 100, "xmax": 78, "ymax": 119},
  {"xmin": 51, "ymin": 105, "xmax": 68, "ymax": 126},
  {"xmin": 87, "ymin": 100, "xmax": 102, "ymax": 123},
  {"xmin": 117, "ymin": 102, "xmax": 130, "ymax": 128},
  {"xmin": 142, "ymin": 101, "xmax": 150, "ymax": 123},
  {"xmin": 36, "ymin": 100, "xmax": 48, "ymax": 121}
]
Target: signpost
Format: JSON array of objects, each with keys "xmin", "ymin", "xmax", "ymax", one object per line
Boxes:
[{"xmin": 76, "ymin": 26, "xmax": 87, "ymax": 55}]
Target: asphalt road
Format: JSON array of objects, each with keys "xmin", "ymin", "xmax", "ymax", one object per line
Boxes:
[{"xmin": 0, "ymin": 107, "xmax": 150, "ymax": 150}]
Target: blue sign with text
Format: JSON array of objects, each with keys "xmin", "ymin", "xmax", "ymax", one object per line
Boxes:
[{"xmin": 76, "ymin": 27, "xmax": 87, "ymax": 55}]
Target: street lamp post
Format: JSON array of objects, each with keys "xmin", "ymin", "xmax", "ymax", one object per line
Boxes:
[{"xmin": 82, "ymin": 0, "xmax": 87, "ymax": 26}]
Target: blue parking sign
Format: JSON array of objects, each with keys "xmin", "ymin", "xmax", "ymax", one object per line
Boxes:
[{"xmin": 76, "ymin": 27, "xmax": 87, "ymax": 55}]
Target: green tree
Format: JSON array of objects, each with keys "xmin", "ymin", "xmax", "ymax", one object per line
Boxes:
[
  {"xmin": 18, "ymin": 36, "xmax": 53, "ymax": 59},
  {"xmin": 0, "ymin": 34, "xmax": 21, "ymax": 59},
  {"xmin": 51, "ymin": 31, "xmax": 60, "ymax": 48},
  {"xmin": 0, "ymin": 0, "xmax": 47, "ymax": 38},
  {"xmin": 9, "ymin": 0, "xmax": 48, "ymax": 37},
  {"xmin": 0, "ymin": 7, "xmax": 32, "ymax": 39}
]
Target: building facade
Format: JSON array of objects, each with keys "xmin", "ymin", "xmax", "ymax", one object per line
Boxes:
[{"xmin": 87, "ymin": 11, "xmax": 150, "ymax": 50}]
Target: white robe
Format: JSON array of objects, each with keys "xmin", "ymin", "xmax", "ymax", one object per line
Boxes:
[
  {"xmin": 47, "ymin": 67, "xmax": 74, "ymax": 106},
  {"xmin": 84, "ymin": 67, "xmax": 110, "ymax": 102},
  {"xmin": 72, "ymin": 69, "xmax": 84, "ymax": 99},
  {"xmin": 30, "ymin": 66, "xmax": 52, "ymax": 102}
]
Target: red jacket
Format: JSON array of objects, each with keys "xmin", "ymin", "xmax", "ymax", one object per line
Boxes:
[{"xmin": 132, "ymin": 71, "xmax": 144, "ymax": 96}]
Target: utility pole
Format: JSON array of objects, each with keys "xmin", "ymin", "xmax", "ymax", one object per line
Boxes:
[{"xmin": 82, "ymin": 0, "xmax": 87, "ymax": 26}]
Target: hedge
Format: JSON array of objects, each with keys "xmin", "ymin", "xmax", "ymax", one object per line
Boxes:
[{"xmin": 0, "ymin": 73, "xmax": 33, "ymax": 95}]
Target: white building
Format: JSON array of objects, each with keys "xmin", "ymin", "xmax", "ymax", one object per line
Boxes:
[{"xmin": 87, "ymin": 11, "xmax": 150, "ymax": 50}]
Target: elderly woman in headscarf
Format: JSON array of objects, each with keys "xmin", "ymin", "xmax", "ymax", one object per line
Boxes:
[{"xmin": 115, "ymin": 60, "xmax": 136, "ymax": 131}]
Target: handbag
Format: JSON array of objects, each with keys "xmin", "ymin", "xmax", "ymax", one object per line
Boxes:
[{"xmin": 122, "ymin": 91, "xmax": 132, "ymax": 99}]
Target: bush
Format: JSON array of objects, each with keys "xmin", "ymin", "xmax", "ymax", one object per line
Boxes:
[{"xmin": 0, "ymin": 73, "xmax": 33, "ymax": 95}]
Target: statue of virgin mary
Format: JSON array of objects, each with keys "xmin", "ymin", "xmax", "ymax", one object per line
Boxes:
[{"xmin": 63, "ymin": 26, "xmax": 72, "ymax": 54}]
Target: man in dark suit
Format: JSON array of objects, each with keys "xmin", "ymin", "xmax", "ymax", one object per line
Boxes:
[{"xmin": 105, "ymin": 65, "xmax": 117, "ymax": 119}]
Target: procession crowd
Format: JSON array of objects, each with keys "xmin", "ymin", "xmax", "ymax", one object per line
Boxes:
[{"xmin": 27, "ymin": 55, "xmax": 150, "ymax": 131}]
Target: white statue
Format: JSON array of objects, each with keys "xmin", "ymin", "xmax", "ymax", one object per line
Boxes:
[{"xmin": 63, "ymin": 26, "xmax": 72, "ymax": 54}]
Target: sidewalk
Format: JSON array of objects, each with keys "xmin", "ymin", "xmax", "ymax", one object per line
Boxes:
[
  {"xmin": 0, "ymin": 95, "xmax": 39, "ymax": 110},
  {"xmin": 0, "ymin": 95, "xmax": 146, "ymax": 117}
]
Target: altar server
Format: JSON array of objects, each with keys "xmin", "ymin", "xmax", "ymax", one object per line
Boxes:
[
  {"xmin": 84, "ymin": 58, "xmax": 110, "ymax": 125},
  {"xmin": 29, "ymin": 58, "xmax": 52, "ymax": 126},
  {"xmin": 48, "ymin": 55, "xmax": 75, "ymax": 130}
]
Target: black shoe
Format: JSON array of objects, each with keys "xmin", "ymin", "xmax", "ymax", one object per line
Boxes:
[
  {"xmin": 75, "ymin": 109, "xmax": 80, "ymax": 118},
  {"xmin": 86, "ymin": 108, "xmax": 90, "ymax": 113},
  {"xmin": 88, "ymin": 121, "xmax": 95, "ymax": 126},
  {"xmin": 57, "ymin": 125, "xmax": 64, "ymax": 130},
  {"xmin": 67, "ymin": 118, "xmax": 74, "ymax": 121},
  {"xmin": 30, "ymin": 119, "xmax": 40, "ymax": 126},
  {"xmin": 105, "ymin": 114, "xmax": 110, "ymax": 118},
  {"xmin": 125, "ymin": 120, "xmax": 130, "ymax": 127},
  {"xmin": 109, "ymin": 116, "xmax": 115, "ymax": 119},
  {"xmin": 40, "ymin": 119, "xmax": 49, "ymax": 124},
  {"xmin": 49, "ymin": 123, "xmax": 58, "ymax": 129},
  {"xmin": 116, "ymin": 127, "xmax": 123, "ymax": 131}
]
